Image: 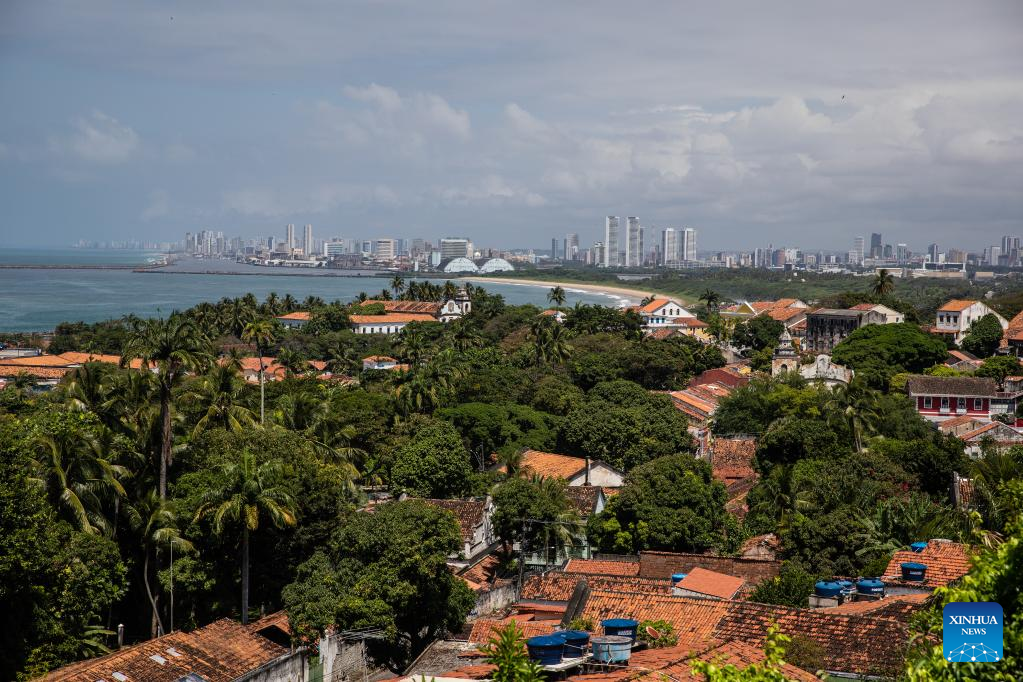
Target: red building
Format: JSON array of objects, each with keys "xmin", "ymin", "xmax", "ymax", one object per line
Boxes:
[{"xmin": 906, "ymin": 376, "xmax": 997, "ymax": 422}]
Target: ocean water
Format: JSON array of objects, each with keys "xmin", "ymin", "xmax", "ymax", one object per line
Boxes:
[{"xmin": 0, "ymin": 251, "xmax": 629, "ymax": 332}]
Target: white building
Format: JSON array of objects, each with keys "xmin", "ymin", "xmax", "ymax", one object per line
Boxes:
[
  {"xmin": 933, "ymin": 300, "xmax": 1008, "ymax": 344},
  {"xmin": 626, "ymin": 217, "xmax": 642, "ymax": 266},
  {"xmin": 681, "ymin": 228, "xmax": 697, "ymax": 262},
  {"xmin": 303, "ymin": 224, "xmax": 313, "ymax": 254},
  {"xmin": 375, "ymin": 238, "xmax": 397, "ymax": 261},
  {"xmin": 603, "ymin": 216, "xmax": 620, "ymax": 267},
  {"xmin": 286, "ymin": 224, "xmax": 295, "ymax": 251},
  {"xmin": 635, "ymin": 298, "xmax": 698, "ymax": 330},
  {"xmin": 440, "ymin": 238, "xmax": 472, "ymax": 260},
  {"xmin": 662, "ymin": 228, "xmax": 679, "ymax": 266}
]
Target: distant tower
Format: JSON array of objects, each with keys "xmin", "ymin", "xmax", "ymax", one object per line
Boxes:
[
  {"xmin": 626, "ymin": 217, "xmax": 642, "ymax": 266},
  {"xmin": 286, "ymin": 224, "xmax": 295, "ymax": 251},
  {"xmin": 870, "ymin": 233, "xmax": 882, "ymax": 259},
  {"xmin": 303, "ymin": 224, "xmax": 313, "ymax": 254},
  {"xmin": 681, "ymin": 228, "xmax": 697, "ymax": 262},
  {"xmin": 604, "ymin": 217, "xmax": 620, "ymax": 267},
  {"xmin": 662, "ymin": 228, "xmax": 679, "ymax": 266},
  {"xmin": 928, "ymin": 243, "xmax": 939, "ymax": 263},
  {"xmin": 551, "ymin": 238, "xmax": 558, "ymax": 260},
  {"xmin": 853, "ymin": 236, "xmax": 865, "ymax": 265}
]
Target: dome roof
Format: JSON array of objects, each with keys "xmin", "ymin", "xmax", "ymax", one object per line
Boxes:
[
  {"xmin": 441, "ymin": 257, "xmax": 479, "ymax": 273},
  {"xmin": 476, "ymin": 257, "xmax": 515, "ymax": 273}
]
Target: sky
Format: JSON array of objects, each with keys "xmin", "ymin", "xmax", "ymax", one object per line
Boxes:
[{"xmin": 0, "ymin": 1, "xmax": 1021, "ymax": 252}]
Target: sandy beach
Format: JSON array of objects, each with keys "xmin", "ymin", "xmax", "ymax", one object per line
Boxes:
[{"xmin": 461, "ymin": 276, "xmax": 657, "ymax": 307}]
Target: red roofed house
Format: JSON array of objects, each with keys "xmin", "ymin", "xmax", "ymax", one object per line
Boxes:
[
  {"xmin": 497, "ymin": 449, "xmax": 625, "ymax": 487},
  {"xmin": 932, "ymin": 299, "xmax": 1007, "ymax": 344},
  {"xmin": 956, "ymin": 420, "xmax": 1023, "ymax": 455},
  {"xmin": 350, "ymin": 312, "xmax": 438, "ymax": 334},
  {"xmin": 362, "ymin": 355, "xmax": 400, "ymax": 371},
  {"xmin": 635, "ymin": 298, "xmax": 698, "ymax": 332},
  {"xmin": 419, "ymin": 497, "xmax": 495, "ymax": 568},
  {"xmin": 1001, "ymin": 309, "xmax": 1023, "ymax": 357},
  {"xmin": 672, "ymin": 567, "xmax": 746, "ymax": 600},
  {"xmin": 906, "ymin": 375, "xmax": 997, "ymax": 422},
  {"xmin": 709, "ymin": 437, "xmax": 756, "ymax": 486},
  {"xmin": 275, "ymin": 310, "xmax": 311, "ymax": 328}
]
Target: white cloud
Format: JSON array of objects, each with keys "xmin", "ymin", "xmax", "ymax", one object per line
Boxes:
[{"xmin": 64, "ymin": 111, "xmax": 140, "ymax": 163}]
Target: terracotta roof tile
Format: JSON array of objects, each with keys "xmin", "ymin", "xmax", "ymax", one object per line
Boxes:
[
  {"xmin": 44, "ymin": 617, "xmax": 289, "ymax": 682},
  {"xmin": 640, "ymin": 298, "xmax": 673, "ymax": 313},
  {"xmin": 467, "ymin": 618, "xmax": 557, "ymax": 644},
  {"xmin": 364, "ymin": 300, "xmax": 442, "ymax": 314},
  {"xmin": 818, "ymin": 593, "xmax": 929, "ymax": 622},
  {"xmin": 460, "ymin": 555, "xmax": 508, "ymax": 591},
  {"xmin": 521, "ymin": 572, "xmax": 665, "ymax": 601},
  {"xmin": 675, "ymin": 567, "xmax": 745, "ymax": 600},
  {"xmin": 881, "ymin": 540, "xmax": 974, "ymax": 588},
  {"xmin": 564, "ymin": 486, "xmax": 603, "ymax": 516},
  {"xmin": 0, "ymin": 365, "xmax": 70, "ymax": 379},
  {"xmin": 710, "ymin": 437, "xmax": 756, "ymax": 483},
  {"xmin": 563, "ymin": 558, "xmax": 640, "ymax": 577},
  {"xmin": 276, "ymin": 311, "xmax": 311, "ymax": 320},
  {"xmin": 421, "ymin": 499, "xmax": 487, "ymax": 541},
  {"xmin": 514, "ymin": 450, "xmax": 587, "ymax": 479},
  {"xmin": 349, "ymin": 313, "xmax": 438, "ymax": 324},
  {"xmin": 937, "ymin": 299, "xmax": 978, "ymax": 312},
  {"xmin": 580, "ymin": 590, "xmax": 728, "ymax": 643},
  {"xmin": 905, "ymin": 375, "xmax": 997, "ymax": 397},
  {"xmin": 627, "ymin": 639, "xmax": 819, "ymax": 682}
]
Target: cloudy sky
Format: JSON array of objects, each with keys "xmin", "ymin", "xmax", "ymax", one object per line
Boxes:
[{"xmin": 1, "ymin": 1, "xmax": 1021, "ymax": 251}]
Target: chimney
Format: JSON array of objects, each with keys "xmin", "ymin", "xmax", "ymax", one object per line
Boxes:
[{"xmin": 584, "ymin": 456, "xmax": 591, "ymax": 486}]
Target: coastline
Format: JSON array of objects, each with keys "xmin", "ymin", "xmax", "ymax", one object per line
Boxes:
[{"xmin": 461, "ymin": 276, "xmax": 651, "ymax": 306}]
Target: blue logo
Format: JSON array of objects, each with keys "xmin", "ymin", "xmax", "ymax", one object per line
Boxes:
[{"xmin": 943, "ymin": 602, "xmax": 1003, "ymax": 662}]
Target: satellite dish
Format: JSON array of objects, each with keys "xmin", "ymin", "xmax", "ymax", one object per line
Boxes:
[{"xmin": 646, "ymin": 625, "xmax": 662, "ymax": 640}]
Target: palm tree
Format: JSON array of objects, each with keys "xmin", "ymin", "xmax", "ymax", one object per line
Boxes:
[
  {"xmin": 184, "ymin": 364, "xmax": 256, "ymax": 436},
  {"xmin": 531, "ymin": 317, "xmax": 573, "ymax": 366},
  {"xmin": 302, "ymin": 295, "xmax": 325, "ymax": 309},
  {"xmin": 450, "ymin": 320, "xmax": 484, "ymax": 352},
  {"xmin": 397, "ymin": 326, "xmax": 427, "ymax": 367},
  {"xmin": 195, "ymin": 451, "xmax": 296, "ymax": 624},
  {"xmin": 225, "ymin": 298, "xmax": 256, "ymax": 338},
  {"xmin": 281, "ymin": 293, "xmax": 298, "ymax": 312},
  {"xmin": 64, "ymin": 361, "xmax": 113, "ymax": 415},
  {"xmin": 262, "ymin": 292, "xmax": 282, "ymax": 316},
  {"xmin": 870, "ymin": 269, "xmax": 895, "ymax": 297},
  {"xmin": 30, "ymin": 429, "xmax": 127, "ymax": 534},
  {"xmin": 547, "ymin": 286, "xmax": 566, "ymax": 307},
  {"xmin": 442, "ymin": 280, "xmax": 458, "ymax": 301},
  {"xmin": 378, "ymin": 289, "xmax": 393, "ymax": 301},
  {"xmin": 324, "ymin": 340, "xmax": 357, "ymax": 375},
  {"xmin": 242, "ymin": 319, "xmax": 276, "ymax": 425},
  {"xmin": 699, "ymin": 289, "xmax": 721, "ymax": 312},
  {"xmin": 276, "ymin": 347, "xmax": 308, "ymax": 376},
  {"xmin": 390, "ymin": 275, "xmax": 406, "ymax": 299},
  {"xmin": 827, "ymin": 380, "xmax": 880, "ymax": 451},
  {"xmin": 122, "ymin": 315, "xmax": 210, "ymax": 500},
  {"xmin": 124, "ymin": 489, "xmax": 193, "ymax": 637}
]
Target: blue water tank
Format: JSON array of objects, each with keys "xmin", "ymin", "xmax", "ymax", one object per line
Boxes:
[
  {"xmin": 559, "ymin": 630, "xmax": 590, "ymax": 657},
  {"xmin": 857, "ymin": 578, "xmax": 885, "ymax": 596},
  {"xmin": 814, "ymin": 581, "xmax": 843, "ymax": 597},
  {"xmin": 671, "ymin": 573, "xmax": 688, "ymax": 583},
  {"xmin": 526, "ymin": 635, "xmax": 564, "ymax": 665},
  {"xmin": 837, "ymin": 579, "xmax": 854, "ymax": 593},
  {"xmin": 901, "ymin": 562, "xmax": 927, "ymax": 581},
  {"xmin": 910, "ymin": 542, "xmax": 928, "ymax": 553},
  {"xmin": 591, "ymin": 635, "xmax": 633, "ymax": 663},
  {"xmin": 602, "ymin": 618, "xmax": 639, "ymax": 642}
]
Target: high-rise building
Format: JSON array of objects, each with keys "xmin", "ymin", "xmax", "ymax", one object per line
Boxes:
[
  {"xmin": 626, "ymin": 217, "xmax": 642, "ymax": 266},
  {"xmin": 603, "ymin": 217, "xmax": 620, "ymax": 267},
  {"xmin": 564, "ymin": 233, "xmax": 580, "ymax": 261},
  {"xmin": 440, "ymin": 238, "xmax": 472, "ymax": 260},
  {"xmin": 286, "ymin": 224, "xmax": 295, "ymax": 251},
  {"xmin": 661, "ymin": 228, "xmax": 679, "ymax": 266},
  {"xmin": 896, "ymin": 243, "xmax": 909, "ymax": 263},
  {"xmin": 375, "ymin": 239, "xmax": 397, "ymax": 260},
  {"xmin": 551, "ymin": 238, "xmax": 558, "ymax": 260},
  {"xmin": 927, "ymin": 243, "xmax": 940, "ymax": 263},
  {"xmin": 681, "ymin": 228, "xmax": 697, "ymax": 262},
  {"xmin": 592, "ymin": 241, "xmax": 605, "ymax": 265},
  {"xmin": 303, "ymin": 224, "xmax": 313, "ymax": 253},
  {"xmin": 870, "ymin": 233, "xmax": 882, "ymax": 258},
  {"xmin": 853, "ymin": 236, "xmax": 865, "ymax": 265},
  {"xmin": 987, "ymin": 246, "xmax": 1002, "ymax": 265},
  {"xmin": 267, "ymin": 235, "xmax": 275, "ymax": 250}
]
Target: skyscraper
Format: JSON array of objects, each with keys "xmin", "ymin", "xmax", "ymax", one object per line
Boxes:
[
  {"xmin": 896, "ymin": 243, "xmax": 909, "ymax": 263},
  {"xmin": 853, "ymin": 236, "xmax": 865, "ymax": 265},
  {"xmin": 564, "ymin": 233, "xmax": 580, "ymax": 261},
  {"xmin": 928, "ymin": 243, "xmax": 939, "ymax": 263},
  {"xmin": 870, "ymin": 233, "xmax": 882, "ymax": 258},
  {"xmin": 286, "ymin": 224, "xmax": 295, "ymax": 251},
  {"xmin": 303, "ymin": 224, "xmax": 313, "ymax": 254},
  {"xmin": 604, "ymin": 216, "xmax": 620, "ymax": 267},
  {"xmin": 681, "ymin": 228, "xmax": 697, "ymax": 262},
  {"xmin": 661, "ymin": 228, "xmax": 678, "ymax": 266},
  {"xmin": 551, "ymin": 238, "xmax": 558, "ymax": 260},
  {"xmin": 440, "ymin": 238, "xmax": 472, "ymax": 260},
  {"xmin": 375, "ymin": 239, "xmax": 397, "ymax": 260},
  {"xmin": 626, "ymin": 217, "xmax": 642, "ymax": 266}
]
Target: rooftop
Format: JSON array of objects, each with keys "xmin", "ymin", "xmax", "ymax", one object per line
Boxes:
[
  {"xmin": 675, "ymin": 567, "xmax": 745, "ymax": 600},
  {"xmin": 563, "ymin": 558, "xmax": 640, "ymax": 577},
  {"xmin": 905, "ymin": 375, "xmax": 998, "ymax": 397},
  {"xmin": 937, "ymin": 299, "xmax": 979, "ymax": 312},
  {"xmin": 710, "ymin": 437, "xmax": 756, "ymax": 483},
  {"xmin": 275, "ymin": 311, "xmax": 311, "ymax": 320},
  {"xmin": 420, "ymin": 499, "xmax": 487, "ymax": 541},
  {"xmin": 349, "ymin": 313, "xmax": 438, "ymax": 324},
  {"xmin": 881, "ymin": 539, "xmax": 974, "ymax": 588},
  {"xmin": 521, "ymin": 572, "xmax": 666, "ymax": 602}
]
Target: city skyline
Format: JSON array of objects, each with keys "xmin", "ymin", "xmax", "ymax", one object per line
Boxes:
[{"xmin": 1, "ymin": 2, "xmax": 1021, "ymax": 249}]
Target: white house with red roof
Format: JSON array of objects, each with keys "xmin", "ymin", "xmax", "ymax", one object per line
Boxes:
[
  {"xmin": 635, "ymin": 298, "xmax": 696, "ymax": 330},
  {"xmin": 274, "ymin": 311, "xmax": 311, "ymax": 328},
  {"xmin": 932, "ymin": 299, "xmax": 1007, "ymax": 344}
]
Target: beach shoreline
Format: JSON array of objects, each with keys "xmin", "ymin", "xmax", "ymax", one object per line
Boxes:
[{"xmin": 460, "ymin": 276, "xmax": 652, "ymax": 306}]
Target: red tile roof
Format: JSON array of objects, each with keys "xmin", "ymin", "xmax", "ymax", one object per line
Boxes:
[
  {"xmin": 675, "ymin": 567, "xmax": 745, "ymax": 600},
  {"xmin": 710, "ymin": 437, "xmax": 757, "ymax": 483},
  {"xmin": 937, "ymin": 299, "xmax": 978, "ymax": 312},
  {"xmin": 521, "ymin": 572, "xmax": 666, "ymax": 601},
  {"xmin": 819, "ymin": 593, "xmax": 930, "ymax": 622},
  {"xmin": 564, "ymin": 558, "xmax": 640, "ymax": 576},
  {"xmin": 363, "ymin": 299, "xmax": 442, "ymax": 314},
  {"xmin": 467, "ymin": 618, "xmax": 557, "ymax": 644},
  {"xmin": 276, "ymin": 311, "xmax": 311, "ymax": 320},
  {"xmin": 512, "ymin": 450, "xmax": 587, "ymax": 479},
  {"xmin": 459, "ymin": 555, "xmax": 509, "ymax": 592},
  {"xmin": 881, "ymin": 540, "xmax": 974, "ymax": 587},
  {"xmin": 349, "ymin": 313, "xmax": 437, "ymax": 324},
  {"xmin": 564, "ymin": 486, "xmax": 603, "ymax": 516},
  {"xmin": 580, "ymin": 590, "xmax": 728, "ymax": 643},
  {"xmin": 420, "ymin": 499, "xmax": 487, "ymax": 541},
  {"xmin": 44, "ymin": 617, "xmax": 289, "ymax": 682},
  {"xmin": 640, "ymin": 298, "xmax": 673, "ymax": 313}
]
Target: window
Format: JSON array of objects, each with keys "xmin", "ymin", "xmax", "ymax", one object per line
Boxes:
[
  {"xmin": 974, "ymin": 398, "xmax": 983, "ymax": 410},
  {"xmin": 941, "ymin": 397, "xmax": 950, "ymax": 410},
  {"xmin": 958, "ymin": 397, "xmax": 966, "ymax": 410},
  {"xmin": 924, "ymin": 397, "xmax": 932, "ymax": 409}
]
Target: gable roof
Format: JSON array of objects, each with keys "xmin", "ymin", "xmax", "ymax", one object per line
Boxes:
[
  {"xmin": 710, "ymin": 437, "xmax": 756, "ymax": 483},
  {"xmin": 521, "ymin": 572, "xmax": 666, "ymax": 602},
  {"xmin": 905, "ymin": 375, "xmax": 997, "ymax": 397},
  {"xmin": 44, "ymin": 617, "xmax": 290, "ymax": 682},
  {"xmin": 818, "ymin": 593, "xmax": 930, "ymax": 622},
  {"xmin": 349, "ymin": 313, "xmax": 437, "ymax": 324},
  {"xmin": 467, "ymin": 618, "xmax": 557, "ymax": 644},
  {"xmin": 675, "ymin": 567, "xmax": 745, "ymax": 600},
  {"xmin": 275, "ymin": 311, "xmax": 311, "ymax": 320},
  {"xmin": 640, "ymin": 298, "xmax": 674, "ymax": 313},
  {"xmin": 420, "ymin": 499, "xmax": 487, "ymax": 541},
  {"xmin": 581, "ymin": 590, "xmax": 729, "ymax": 644},
  {"xmin": 563, "ymin": 486, "xmax": 604, "ymax": 516},
  {"xmin": 363, "ymin": 299, "xmax": 443, "ymax": 314},
  {"xmin": 938, "ymin": 299, "xmax": 979, "ymax": 312},
  {"xmin": 511, "ymin": 450, "xmax": 592, "ymax": 480},
  {"xmin": 881, "ymin": 539, "xmax": 974, "ymax": 587}
]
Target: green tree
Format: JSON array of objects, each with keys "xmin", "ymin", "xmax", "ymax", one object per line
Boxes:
[
  {"xmin": 183, "ymin": 364, "xmax": 256, "ymax": 436},
  {"xmin": 491, "ymin": 476, "xmax": 576, "ymax": 552},
  {"xmin": 588, "ymin": 454, "xmax": 729, "ymax": 553},
  {"xmin": 748, "ymin": 561, "xmax": 816, "ymax": 608},
  {"xmin": 961, "ymin": 313, "xmax": 1004, "ymax": 358},
  {"xmin": 700, "ymin": 289, "xmax": 722, "ymax": 312},
  {"xmin": 756, "ymin": 417, "xmax": 846, "ymax": 469},
  {"xmin": 870, "ymin": 269, "xmax": 895, "ymax": 297},
  {"xmin": 975, "ymin": 354, "xmax": 1022, "ymax": 388},
  {"xmin": 390, "ymin": 274, "xmax": 406, "ymax": 299},
  {"xmin": 390, "ymin": 418, "xmax": 473, "ymax": 498},
  {"xmin": 242, "ymin": 319, "xmax": 276, "ymax": 424},
  {"xmin": 547, "ymin": 285, "xmax": 567, "ymax": 307},
  {"xmin": 195, "ymin": 450, "xmax": 297, "ymax": 624},
  {"xmin": 831, "ymin": 322, "xmax": 948, "ymax": 389},
  {"xmin": 733, "ymin": 315, "xmax": 785, "ymax": 353},
  {"xmin": 283, "ymin": 500, "xmax": 474, "ymax": 665},
  {"xmin": 483, "ymin": 622, "xmax": 544, "ymax": 682},
  {"xmin": 530, "ymin": 316, "xmax": 572, "ymax": 366},
  {"xmin": 122, "ymin": 314, "xmax": 209, "ymax": 499}
]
